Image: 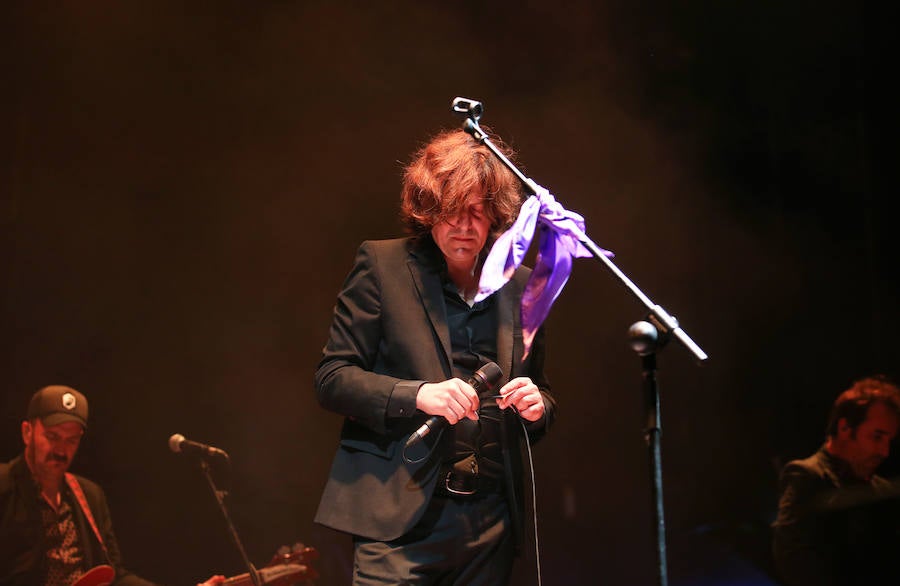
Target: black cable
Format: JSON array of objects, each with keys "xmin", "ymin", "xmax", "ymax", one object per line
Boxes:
[{"xmin": 510, "ymin": 405, "xmax": 543, "ymax": 586}]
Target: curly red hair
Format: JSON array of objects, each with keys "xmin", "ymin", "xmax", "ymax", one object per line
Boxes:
[{"xmin": 400, "ymin": 128, "xmax": 524, "ymax": 236}]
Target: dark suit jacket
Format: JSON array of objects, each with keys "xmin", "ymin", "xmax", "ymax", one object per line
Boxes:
[
  {"xmin": 0, "ymin": 455, "xmax": 156, "ymax": 586},
  {"xmin": 772, "ymin": 447, "xmax": 900, "ymax": 586},
  {"xmin": 314, "ymin": 237, "xmax": 557, "ymax": 544}
]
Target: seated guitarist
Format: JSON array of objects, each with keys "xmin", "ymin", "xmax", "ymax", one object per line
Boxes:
[{"xmin": 0, "ymin": 385, "xmax": 223, "ymax": 586}]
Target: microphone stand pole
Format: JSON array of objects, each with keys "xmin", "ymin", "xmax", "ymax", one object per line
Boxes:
[
  {"xmin": 198, "ymin": 459, "xmax": 262, "ymax": 586},
  {"xmin": 630, "ymin": 320, "xmax": 669, "ymax": 586},
  {"xmin": 452, "ymin": 97, "xmax": 709, "ymax": 586}
]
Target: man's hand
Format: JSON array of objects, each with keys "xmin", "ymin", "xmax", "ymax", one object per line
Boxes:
[
  {"xmin": 496, "ymin": 377, "xmax": 545, "ymax": 422},
  {"xmin": 416, "ymin": 379, "xmax": 480, "ymax": 424}
]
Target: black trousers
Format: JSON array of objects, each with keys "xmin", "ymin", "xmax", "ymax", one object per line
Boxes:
[{"xmin": 352, "ymin": 492, "xmax": 514, "ymax": 585}]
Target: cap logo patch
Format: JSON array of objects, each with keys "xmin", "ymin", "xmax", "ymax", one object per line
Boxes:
[{"xmin": 62, "ymin": 392, "xmax": 77, "ymax": 410}]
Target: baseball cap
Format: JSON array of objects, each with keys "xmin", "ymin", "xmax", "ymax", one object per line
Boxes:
[{"xmin": 27, "ymin": 385, "xmax": 89, "ymax": 429}]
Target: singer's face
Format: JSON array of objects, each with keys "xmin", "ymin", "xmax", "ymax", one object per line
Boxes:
[
  {"xmin": 22, "ymin": 419, "xmax": 83, "ymax": 485},
  {"xmin": 431, "ymin": 202, "xmax": 491, "ymax": 270}
]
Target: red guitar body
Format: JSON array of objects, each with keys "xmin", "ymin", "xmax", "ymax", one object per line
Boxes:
[{"xmin": 73, "ymin": 564, "xmax": 115, "ymax": 586}]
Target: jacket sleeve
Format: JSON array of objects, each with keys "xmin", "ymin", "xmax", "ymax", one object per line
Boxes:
[
  {"xmin": 314, "ymin": 242, "xmax": 421, "ymax": 435},
  {"xmin": 520, "ymin": 322, "xmax": 557, "ymax": 444},
  {"xmin": 771, "ymin": 462, "xmax": 834, "ymax": 586}
]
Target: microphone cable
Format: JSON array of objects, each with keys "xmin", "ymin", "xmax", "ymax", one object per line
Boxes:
[
  {"xmin": 402, "ymin": 426, "xmax": 445, "ymax": 465},
  {"xmin": 510, "ymin": 404, "xmax": 543, "ymax": 586}
]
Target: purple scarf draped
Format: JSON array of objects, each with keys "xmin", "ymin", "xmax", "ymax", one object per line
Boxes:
[{"xmin": 475, "ymin": 185, "xmax": 612, "ymax": 358}]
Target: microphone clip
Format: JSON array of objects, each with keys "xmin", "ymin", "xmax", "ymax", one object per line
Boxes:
[{"xmin": 452, "ymin": 97, "xmax": 483, "ymax": 122}]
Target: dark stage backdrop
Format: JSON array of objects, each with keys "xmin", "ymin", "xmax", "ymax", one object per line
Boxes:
[{"xmin": 2, "ymin": 2, "xmax": 897, "ymax": 585}]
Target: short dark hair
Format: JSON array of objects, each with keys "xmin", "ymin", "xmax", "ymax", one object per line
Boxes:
[
  {"xmin": 399, "ymin": 128, "xmax": 523, "ymax": 237},
  {"xmin": 825, "ymin": 375, "xmax": 900, "ymax": 437}
]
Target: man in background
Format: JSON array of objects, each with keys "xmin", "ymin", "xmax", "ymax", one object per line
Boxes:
[
  {"xmin": 773, "ymin": 375, "xmax": 900, "ymax": 585},
  {"xmin": 0, "ymin": 385, "xmax": 224, "ymax": 586}
]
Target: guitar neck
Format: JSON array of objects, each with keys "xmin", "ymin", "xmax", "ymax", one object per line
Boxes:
[
  {"xmin": 223, "ymin": 563, "xmax": 309, "ymax": 586},
  {"xmin": 223, "ymin": 574, "xmax": 252, "ymax": 586}
]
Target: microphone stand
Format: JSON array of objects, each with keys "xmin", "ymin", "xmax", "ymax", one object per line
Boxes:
[
  {"xmin": 630, "ymin": 320, "xmax": 669, "ymax": 586},
  {"xmin": 198, "ymin": 459, "xmax": 262, "ymax": 586},
  {"xmin": 452, "ymin": 97, "xmax": 709, "ymax": 586}
]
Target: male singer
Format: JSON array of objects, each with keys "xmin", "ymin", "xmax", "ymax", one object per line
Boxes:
[{"xmin": 314, "ymin": 128, "xmax": 558, "ymax": 584}]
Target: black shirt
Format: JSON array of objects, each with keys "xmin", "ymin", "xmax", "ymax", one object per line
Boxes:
[{"xmin": 441, "ymin": 277, "xmax": 504, "ymax": 480}]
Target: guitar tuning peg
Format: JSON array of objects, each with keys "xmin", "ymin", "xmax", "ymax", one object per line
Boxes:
[{"xmin": 291, "ymin": 542, "xmax": 306, "ymax": 552}]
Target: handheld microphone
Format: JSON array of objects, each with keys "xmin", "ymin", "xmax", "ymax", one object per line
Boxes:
[
  {"xmin": 405, "ymin": 362, "xmax": 503, "ymax": 450},
  {"xmin": 168, "ymin": 433, "xmax": 229, "ymax": 460}
]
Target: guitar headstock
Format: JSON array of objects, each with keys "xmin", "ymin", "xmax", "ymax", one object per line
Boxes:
[
  {"xmin": 217, "ymin": 541, "xmax": 321, "ymax": 586},
  {"xmin": 264, "ymin": 542, "xmax": 319, "ymax": 584},
  {"xmin": 270, "ymin": 542, "xmax": 319, "ymax": 565}
]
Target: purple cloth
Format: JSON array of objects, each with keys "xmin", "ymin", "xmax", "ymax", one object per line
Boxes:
[{"xmin": 476, "ymin": 186, "xmax": 612, "ymax": 358}]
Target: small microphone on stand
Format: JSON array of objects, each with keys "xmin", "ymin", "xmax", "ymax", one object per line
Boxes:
[
  {"xmin": 168, "ymin": 433, "xmax": 230, "ymax": 460},
  {"xmin": 405, "ymin": 362, "xmax": 504, "ymax": 450}
]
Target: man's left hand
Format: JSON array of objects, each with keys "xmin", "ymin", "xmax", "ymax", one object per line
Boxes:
[{"xmin": 495, "ymin": 377, "xmax": 545, "ymax": 422}]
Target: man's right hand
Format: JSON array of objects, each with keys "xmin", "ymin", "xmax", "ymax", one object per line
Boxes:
[{"xmin": 416, "ymin": 379, "xmax": 480, "ymax": 424}]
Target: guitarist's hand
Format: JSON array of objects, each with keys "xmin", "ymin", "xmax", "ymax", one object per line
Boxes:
[{"xmin": 197, "ymin": 575, "xmax": 225, "ymax": 586}]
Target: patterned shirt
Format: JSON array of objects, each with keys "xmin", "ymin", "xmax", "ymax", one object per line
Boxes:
[{"xmin": 38, "ymin": 489, "xmax": 85, "ymax": 586}]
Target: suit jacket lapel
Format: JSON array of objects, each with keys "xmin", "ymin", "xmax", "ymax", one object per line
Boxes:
[
  {"xmin": 406, "ymin": 238, "xmax": 523, "ymax": 382},
  {"xmin": 407, "ymin": 245, "xmax": 453, "ymax": 378},
  {"xmin": 496, "ymin": 276, "xmax": 521, "ymax": 383}
]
